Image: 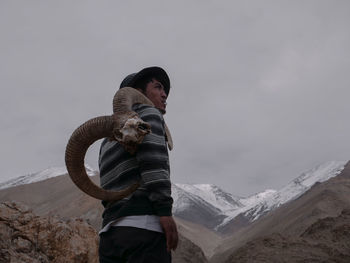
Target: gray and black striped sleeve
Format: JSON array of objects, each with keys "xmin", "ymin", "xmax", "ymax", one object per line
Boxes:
[{"xmin": 135, "ymin": 104, "xmax": 173, "ymax": 216}]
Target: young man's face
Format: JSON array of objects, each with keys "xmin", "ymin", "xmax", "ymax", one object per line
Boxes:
[{"xmin": 142, "ymin": 78, "xmax": 168, "ymax": 114}]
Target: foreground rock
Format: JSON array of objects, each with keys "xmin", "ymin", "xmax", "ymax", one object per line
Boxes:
[
  {"xmin": 0, "ymin": 201, "xmax": 98, "ymax": 263},
  {"xmin": 173, "ymin": 234, "xmax": 208, "ymax": 263},
  {"xmin": 0, "ymin": 175, "xmax": 210, "ymax": 261},
  {"xmin": 0, "ymin": 201, "xmax": 208, "ymax": 263},
  {"xmin": 224, "ymin": 209, "xmax": 350, "ymax": 263}
]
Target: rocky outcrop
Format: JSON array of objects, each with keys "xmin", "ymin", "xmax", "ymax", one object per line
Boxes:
[
  {"xmin": 173, "ymin": 234, "xmax": 208, "ymax": 263},
  {"xmin": 0, "ymin": 201, "xmax": 208, "ymax": 263},
  {"xmin": 224, "ymin": 209, "xmax": 350, "ymax": 263},
  {"xmin": 0, "ymin": 175, "xmax": 211, "ymax": 261},
  {"xmin": 0, "ymin": 201, "xmax": 98, "ymax": 263}
]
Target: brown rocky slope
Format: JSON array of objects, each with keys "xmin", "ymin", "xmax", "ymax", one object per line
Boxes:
[
  {"xmin": 0, "ymin": 201, "xmax": 208, "ymax": 263},
  {"xmin": 0, "ymin": 175, "xmax": 208, "ymax": 262},
  {"xmin": 0, "ymin": 174, "xmax": 212, "ymax": 261},
  {"xmin": 225, "ymin": 209, "xmax": 350, "ymax": 263},
  {"xmin": 0, "ymin": 201, "xmax": 98, "ymax": 263},
  {"xmin": 211, "ymin": 161, "xmax": 350, "ymax": 263}
]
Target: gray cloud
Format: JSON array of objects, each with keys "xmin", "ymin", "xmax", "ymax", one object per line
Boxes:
[{"xmin": 1, "ymin": 0, "xmax": 349, "ymax": 196}]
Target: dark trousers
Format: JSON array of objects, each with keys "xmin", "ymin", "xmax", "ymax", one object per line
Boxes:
[{"xmin": 99, "ymin": 226, "xmax": 171, "ymax": 263}]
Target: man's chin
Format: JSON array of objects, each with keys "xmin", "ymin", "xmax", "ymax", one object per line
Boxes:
[{"xmin": 157, "ymin": 107, "xmax": 166, "ymax": 115}]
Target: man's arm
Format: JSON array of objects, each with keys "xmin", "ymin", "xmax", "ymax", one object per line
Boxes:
[{"xmin": 135, "ymin": 105, "xmax": 178, "ymax": 250}]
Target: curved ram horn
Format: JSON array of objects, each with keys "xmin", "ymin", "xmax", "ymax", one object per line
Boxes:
[
  {"xmin": 65, "ymin": 87, "xmax": 173, "ymax": 201},
  {"xmin": 65, "ymin": 115, "xmax": 139, "ymax": 201},
  {"xmin": 113, "ymin": 87, "xmax": 154, "ymax": 115}
]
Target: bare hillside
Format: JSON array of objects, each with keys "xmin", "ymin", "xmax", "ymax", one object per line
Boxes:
[
  {"xmin": 175, "ymin": 217, "xmax": 223, "ymax": 258},
  {"xmin": 211, "ymin": 161, "xmax": 350, "ymax": 262},
  {"xmin": 224, "ymin": 209, "xmax": 350, "ymax": 263}
]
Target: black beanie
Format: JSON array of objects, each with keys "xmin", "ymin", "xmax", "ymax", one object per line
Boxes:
[{"xmin": 119, "ymin": 67, "xmax": 170, "ymax": 96}]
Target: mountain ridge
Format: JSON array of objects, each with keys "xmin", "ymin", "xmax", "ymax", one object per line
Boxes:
[
  {"xmin": 0, "ymin": 160, "xmax": 348, "ymax": 260},
  {"xmin": 215, "ymin": 160, "xmax": 346, "ymax": 233},
  {"xmin": 0, "ymin": 160, "xmax": 347, "ymax": 234}
]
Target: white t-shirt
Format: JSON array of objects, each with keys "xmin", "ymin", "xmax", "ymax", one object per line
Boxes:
[{"xmin": 99, "ymin": 215, "xmax": 163, "ymax": 235}]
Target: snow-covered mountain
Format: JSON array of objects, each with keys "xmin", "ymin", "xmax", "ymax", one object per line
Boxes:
[
  {"xmin": 173, "ymin": 184, "xmax": 242, "ymax": 214},
  {"xmin": 0, "ymin": 165, "xmax": 97, "ymax": 190},
  {"xmin": 172, "ymin": 184, "xmax": 244, "ymax": 229},
  {"xmin": 216, "ymin": 160, "xmax": 347, "ymax": 232},
  {"xmin": 0, "ymin": 161, "xmax": 347, "ymax": 233},
  {"xmin": 171, "ymin": 161, "xmax": 347, "ymax": 232}
]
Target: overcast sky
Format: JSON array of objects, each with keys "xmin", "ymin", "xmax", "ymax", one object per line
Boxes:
[{"xmin": 1, "ymin": 0, "xmax": 349, "ymax": 196}]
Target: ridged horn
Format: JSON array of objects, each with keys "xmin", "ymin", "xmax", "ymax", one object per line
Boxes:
[
  {"xmin": 113, "ymin": 87, "xmax": 154, "ymax": 115},
  {"xmin": 65, "ymin": 115, "xmax": 139, "ymax": 201},
  {"xmin": 65, "ymin": 87, "xmax": 173, "ymax": 201}
]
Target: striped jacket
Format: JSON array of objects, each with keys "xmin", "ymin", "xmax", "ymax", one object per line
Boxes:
[{"xmin": 98, "ymin": 104, "xmax": 173, "ymax": 227}]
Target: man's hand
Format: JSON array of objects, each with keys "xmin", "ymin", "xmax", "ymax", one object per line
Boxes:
[{"xmin": 160, "ymin": 216, "xmax": 178, "ymax": 252}]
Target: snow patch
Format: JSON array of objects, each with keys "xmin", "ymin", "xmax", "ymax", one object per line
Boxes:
[
  {"xmin": 0, "ymin": 165, "xmax": 97, "ymax": 190},
  {"xmin": 174, "ymin": 183, "xmax": 242, "ymax": 214},
  {"xmin": 217, "ymin": 160, "xmax": 347, "ymax": 229}
]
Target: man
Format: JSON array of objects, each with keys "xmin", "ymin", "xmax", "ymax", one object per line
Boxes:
[{"xmin": 98, "ymin": 66, "xmax": 178, "ymax": 263}]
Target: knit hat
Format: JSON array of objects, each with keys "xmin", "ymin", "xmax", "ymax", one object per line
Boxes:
[{"xmin": 119, "ymin": 66, "xmax": 170, "ymax": 96}]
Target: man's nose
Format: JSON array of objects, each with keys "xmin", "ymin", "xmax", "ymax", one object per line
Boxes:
[{"xmin": 161, "ymin": 89, "xmax": 167, "ymax": 98}]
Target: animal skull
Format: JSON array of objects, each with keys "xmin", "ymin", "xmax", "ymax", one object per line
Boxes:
[{"xmin": 113, "ymin": 115, "xmax": 151, "ymax": 154}]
